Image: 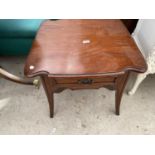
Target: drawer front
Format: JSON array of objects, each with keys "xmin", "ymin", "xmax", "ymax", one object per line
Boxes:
[{"xmin": 55, "ymin": 76, "xmax": 116, "ymax": 84}]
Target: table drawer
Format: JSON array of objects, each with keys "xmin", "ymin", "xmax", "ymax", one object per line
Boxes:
[{"xmin": 55, "ymin": 76, "xmax": 116, "ymax": 84}]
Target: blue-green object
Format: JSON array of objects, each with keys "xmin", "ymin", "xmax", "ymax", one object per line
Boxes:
[{"xmin": 0, "ymin": 19, "xmax": 46, "ymax": 56}]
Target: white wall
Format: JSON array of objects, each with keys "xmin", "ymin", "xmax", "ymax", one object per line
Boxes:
[{"xmin": 133, "ymin": 19, "xmax": 155, "ymax": 57}]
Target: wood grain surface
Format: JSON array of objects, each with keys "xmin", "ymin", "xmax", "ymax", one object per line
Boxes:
[{"xmin": 24, "ymin": 19, "xmax": 147, "ymax": 78}]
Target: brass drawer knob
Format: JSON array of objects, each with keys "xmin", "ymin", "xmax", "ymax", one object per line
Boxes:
[{"xmin": 78, "ymin": 78, "xmax": 93, "ymax": 84}]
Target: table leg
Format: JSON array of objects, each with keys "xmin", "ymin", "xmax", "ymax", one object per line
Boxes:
[
  {"xmin": 115, "ymin": 72, "xmax": 129, "ymax": 115},
  {"xmin": 41, "ymin": 76, "xmax": 54, "ymax": 118}
]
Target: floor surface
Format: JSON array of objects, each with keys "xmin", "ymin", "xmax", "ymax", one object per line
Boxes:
[{"xmin": 0, "ymin": 57, "xmax": 155, "ymax": 134}]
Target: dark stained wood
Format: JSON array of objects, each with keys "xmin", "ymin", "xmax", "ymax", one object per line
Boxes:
[
  {"xmin": 24, "ymin": 20, "xmax": 147, "ymax": 118},
  {"xmin": 55, "ymin": 76, "xmax": 115, "ymax": 84},
  {"xmin": 25, "ymin": 19, "xmax": 146, "ymax": 78},
  {"xmin": 115, "ymin": 71, "xmax": 129, "ymax": 115},
  {"xmin": 41, "ymin": 75, "xmax": 55, "ymax": 118}
]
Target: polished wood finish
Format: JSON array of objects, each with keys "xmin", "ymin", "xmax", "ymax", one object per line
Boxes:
[
  {"xmin": 24, "ymin": 20, "xmax": 147, "ymax": 117},
  {"xmin": 55, "ymin": 76, "xmax": 115, "ymax": 84},
  {"xmin": 41, "ymin": 75, "xmax": 55, "ymax": 118},
  {"xmin": 25, "ymin": 19, "xmax": 146, "ymax": 77},
  {"xmin": 115, "ymin": 71, "xmax": 129, "ymax": 115}
]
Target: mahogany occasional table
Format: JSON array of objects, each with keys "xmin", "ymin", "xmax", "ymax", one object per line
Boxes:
[{"xmin": 24, "ymin": 20, "xmax": 147, "ymax": 118}]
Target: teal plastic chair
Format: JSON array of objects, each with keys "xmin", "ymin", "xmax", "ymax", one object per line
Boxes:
[{"xmin": 0, "ymin": 19, "xmax": 45, "ymax": 56}]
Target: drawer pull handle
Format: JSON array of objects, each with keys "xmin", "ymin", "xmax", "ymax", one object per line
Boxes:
[{"xmin": 78, "ymin": 78, "xmax": 93, "ymax": 84}]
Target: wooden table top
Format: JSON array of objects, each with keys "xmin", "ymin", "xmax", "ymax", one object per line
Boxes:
[{"xmin": 24, "ymin": 19, "xmax": 147, "ymax": 77}]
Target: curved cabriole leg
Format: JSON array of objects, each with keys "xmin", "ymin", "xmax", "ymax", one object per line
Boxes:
[
  {"xmin": 41, "ymin": 76, "xmax": 54, "ymax": 118},
  {"xmin": 0, "ymin": 66, "xmax": 40, "ymax": 87},
  {"xmin": 128, "ymin": 73, "xmax": 147, "ymax": 95},
  {"xmin": 115, "ymin": 72, "xmax": 129, "ymax": 115}
]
